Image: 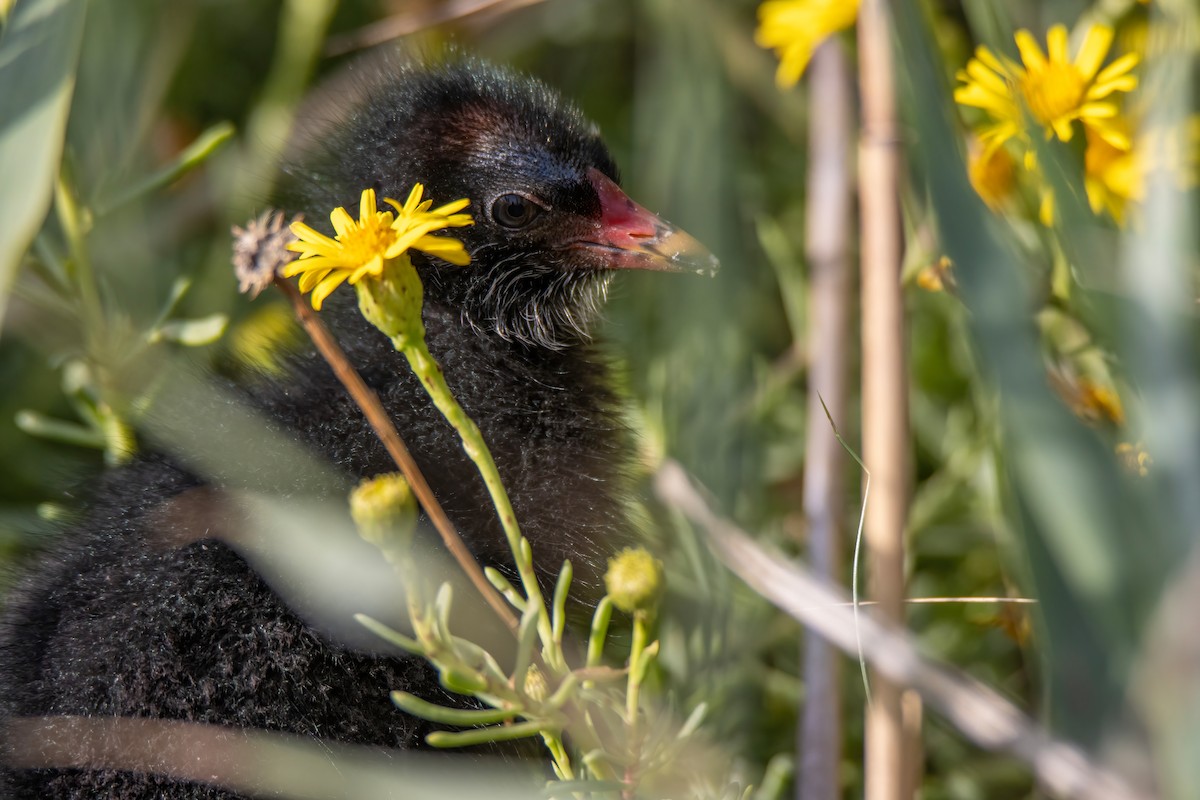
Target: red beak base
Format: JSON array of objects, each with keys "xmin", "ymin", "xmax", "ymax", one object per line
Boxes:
[{"xmin": 582, "ymin": 168, "xmax": 719, "ymax": 276}]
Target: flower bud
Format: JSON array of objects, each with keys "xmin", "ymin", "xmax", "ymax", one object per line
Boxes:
[
  {"xmin": 523, "ymin": 665, "xmax": 548, "ymax": 703},
  {"xmin": 350, "ymin": 472, "xmax": 417, "ymax": 557},
  {"xmin": 356, "ymin": 260, "xmax": 425, "ymax": 349},
  {"xmin": 604, "ymin": 547, "xmax": 664, "ymax": 614}
]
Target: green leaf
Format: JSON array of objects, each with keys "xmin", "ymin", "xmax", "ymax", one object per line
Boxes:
[
  {"xmin": 353, "ymin": 613, "xmax": 423, "ymax": 656},
  {"xmin": 149, "ymin": 314, "xmax": 229, "ymax": 347},
  {"xmin": 390, "ymin": 691, "xmax": 518, "ymax": 726},
  {"xmin": 0, "ymin": 0, "xmax": 86, "ymax": 328},
  {"xmin": 586, "ymin": 595, "xmax": 613, "ymax": 668},
  {"xmin": 484, "ymin": 565, "xmax": 527, "ymax": 611},
  {"xmin": 551, "ymin": 559, "xmax": 572, "ymax": 644},
  {"xmin": 437, "ymin": 667, "xmax": 489, "ymax": 695},
  {"xmin": 425, "ymin": 720, "xmax": 550, "ymax": 748},
  {"xmin": 94, "ymin": 121, "xmax": 234, "ymax": 216},
  {"xmin": 14, "ymin": 409, "xmax": 103, "ymax": 449}
]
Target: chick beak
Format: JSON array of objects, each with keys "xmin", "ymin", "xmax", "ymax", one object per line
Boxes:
[{"xmin": 581, "ymin": 167, "xmax": 719, "ymax": 276}]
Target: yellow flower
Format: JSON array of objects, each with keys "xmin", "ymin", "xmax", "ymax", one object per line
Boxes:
[
  {"xmin": 755, "ymin": 0, "xmax": 860, "ymax": 87},
  {"xmin": 285, "ymin": 186, "xmax": 473, "ymax": 310},
  {"xmin": 967, "ymin": 139, "xmax": 1016, "ymax": 208},
  {"xmin": 955, "ymin": 25, "xmax": 1139, "ymax": 150},
  {"xmin": 916, "ymin": 257, "xmax": 954, "ymax": 293},
  {"xmin": 1085, "ymin": 127, "xmax": 1142, "ymax": 225}
]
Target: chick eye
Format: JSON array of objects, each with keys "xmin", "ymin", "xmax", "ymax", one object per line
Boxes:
[{"xmin": 491, "ymin": 194, "xmax": 541, "ymax": 228}]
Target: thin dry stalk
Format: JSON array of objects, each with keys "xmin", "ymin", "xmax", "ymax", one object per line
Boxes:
[
  {"xmin": 4, "ymin": 716, "xmax": 533, "ymax": 798},
  {"xmin": 857, "ymin": 0, "xmax": 914, "ymax": 797},
  {"xmin": 277, "ymin": 279, "xmax": 520, "ymax": 634},
  {"xmin": 655, "ymin": 461, "xmax": 1144, "ymax": 800},
  {"xmin": 798, "ymin": 39, "xmax": 854, "ymax": 800},
  {"xmin": 325, "ymin": 0, "xmax": 546, "ymax": 55}
]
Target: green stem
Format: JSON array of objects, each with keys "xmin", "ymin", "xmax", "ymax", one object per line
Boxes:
[
  {"xmin": 54, "ymin": 174, "xmax": 104, "ymax": 345},
  {"xmin": 391, "ymin": 691, "xmax": 518, "ymax": 727},
  {"xmin": 399, "ymin": 338, "xmax": 554, "ymax": 648},
  {"xmin": 542, "ymin": 731, "xmax": 575, "ymax": 781},
  {"xmin": 625, "ymin": 611, "xmax": 650, "ymax": 747},
  {"xmin": 426, "ymin": 719, "xmax": 551, "ymax": 748}
]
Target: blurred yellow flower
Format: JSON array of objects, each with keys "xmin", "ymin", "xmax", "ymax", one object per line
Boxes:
[
  {"xmin": 755, "ymin": 0, "xmax": 860, "ymax": 87},
  {"xmin": 916, "ymin": 257, "xmax": 954, "ymax": 293},
  {"xmin": 1116, "ymin": 441, "xmax": 1151, "ymax": 477},
  {"xmin": 968, "ymin": 140, "xmax": 1017, "ymax": 207},
  {"xmin": 955, "ymin": 25, "xmax": 1139, "ymax": 150},
  {"xmin": 286, "ymin": 186, "xmax": 472, "ymax": 310},
  {"xmin": 1085, "ymin": 128, "xmax": 1142, "ymax": 225}
]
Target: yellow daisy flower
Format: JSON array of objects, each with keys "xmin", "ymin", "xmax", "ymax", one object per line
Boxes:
[
  {"xmin": 755, "ymin": 0, "xmax": 860, "ymax": 87},
  {"xmin": 955, "ymin": 24, "xmax": 1139, "ymax": 150},
  {"xmin": 1085, "ymin": 128, "xmax": 1142, "ymax": 225},
  {"xmin": 285, "ymin": 186, "xmax": 472, "ymax": 310},
  {"xmin": 967, "ymin": 138, "xmax": 1017, "ymax": 208}
]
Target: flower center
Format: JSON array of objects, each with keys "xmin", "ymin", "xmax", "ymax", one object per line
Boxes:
[
  {"xmin": 1020, "ymin": 63, "xmax": 1085, "ymax": 125},
  {"xmin": 341, "ymin": 216, "xmax": 398, "ymax": 268}
]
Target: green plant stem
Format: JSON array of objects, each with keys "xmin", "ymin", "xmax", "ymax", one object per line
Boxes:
[
  {"xmin": 54, "ymin": 174, "xmax": 103, "ymax": 345},
  {"xmin": 542, "ymin": 731, "xmax": 575, "ymax": 781},
  {"xmin": 278, "ymin": 279, "xmax": 519, "ymax": 634},
  {"xmin": 397, "ymin": 337, "xmax": 554, "ymax": 648},
  {"xmin": 625, "ymin": 611, "xmax": 650, "ymax": 752}
]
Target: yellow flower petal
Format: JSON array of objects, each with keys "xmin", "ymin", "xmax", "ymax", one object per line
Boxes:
[
  {"xmin": 359, "ymin": 188, "xmax": 377, "ymax": 221},
  {"xmin": 1074, "ymin": 26, "xmax": 1114, "ymax": 81},
  {"xmin": 284, "ymin": 185, "xmax": 473, "ymax": 310},
  {"xmin": 310, "ymin": 271, "xmax": 349, "ymax": 310},
  {"xmin": 1046, "ymin": 25, "xmax": 1070, "ymax": 65},
  {"xmin": 1014, "ymin": 30, "xmax": 1047, "ymax": 71}
]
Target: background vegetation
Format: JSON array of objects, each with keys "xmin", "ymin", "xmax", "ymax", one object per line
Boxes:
[{"xmin": 1, "ymin": 0, "xmax": 1197, "ymax": 797}]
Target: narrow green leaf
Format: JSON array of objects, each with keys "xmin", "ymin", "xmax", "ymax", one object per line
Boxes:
[
  {"xmin": 94, "ymin": 121, "xmax": 234, "ymax": 216},
  {"xmin": 390, "ymin": 691, "xmax": 518, "ymax": 726},
  {"xmin": 587, "ymin": 595, "xmax": 613, "ymax": 667},
  {"xmin": 512, "ymin": 602, "xmax": 541, "ymax": 693},
  {"xmin": 633, "ymin": 640, "xmax": 659, "ymax": 684},
  {"xmin": 425, "ymin": 720, "xmax": 550, "ymax": 748},
  {"xmin": 551, "ymin": 559, "xmax": 572, "ymax": 643},
  {"xmin": 353, "ymin": 613, "xmax": 423, "ymax": 656},
  {"xmin": 0, "ymin": 0, "xmax": 86, "ymax": 328},
  {"xmin": 438, "ymin": 666, "xmax": 489, "ymax": 695},
  {"xmin": 484, "ymin": 565, "xmax": 527, "ymax": 611},
  {"xmin": 150, "ymin": 314, "xmax": 228, "ymax": 347},
  {"xmin": 545, "ymin": 672, "xmax": 578, "ymax": 710},
  {"xmin": 14, "ymin": 409, "xmax": 104, "ymax": 449}
]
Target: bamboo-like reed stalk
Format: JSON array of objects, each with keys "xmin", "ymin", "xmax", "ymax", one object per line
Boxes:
[
  {"xmin": 798, "ymin": 39, "xmax": 853, "ymax": 800},
  {"xmin": 857, "ymin": 0, "xmax": 916, "ymax": 797}
]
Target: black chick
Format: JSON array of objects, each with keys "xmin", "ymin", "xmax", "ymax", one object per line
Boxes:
[{"xmin": 0, "ymin": 58, "xmax": 715, "ymax": 799}]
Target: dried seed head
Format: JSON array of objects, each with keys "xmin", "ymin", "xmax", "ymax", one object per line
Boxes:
[{"xmin": 232, "ymin": 210, "xmax": 301, "ymax": 298}]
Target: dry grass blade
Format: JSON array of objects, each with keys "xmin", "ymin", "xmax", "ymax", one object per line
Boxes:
[
  {"xmin": 4, "ymin": 715, "xmax": 536, "ymax": 799},
  {"xmin": 857, "ymin": 0, "xmax": 913, "ymax": 795},
  {"xmin": 654, "ymin": 461, "xmax": 1145, "ymax": 800},
  {"xmin": 325, "ymin": 0, "xmax": 547, "ymax": 56}
]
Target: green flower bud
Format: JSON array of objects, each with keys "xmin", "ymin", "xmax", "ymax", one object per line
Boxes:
[
  {"xmin": 350, "ymin": 472, "xmax": 417, "ymax": 558},
  {"xmin": 604, "ymin": 547, "xmax": 664, "ymax": 614},
  {"xmin": 523, "ymin": 665, "xmax": 548, "ymax": 703},
  {"xmin": 356, "ymin": 259, "xmax": 425, "ymax": 350}
]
